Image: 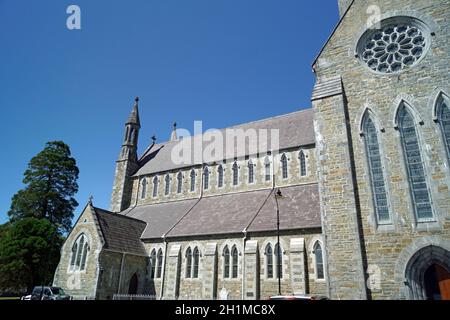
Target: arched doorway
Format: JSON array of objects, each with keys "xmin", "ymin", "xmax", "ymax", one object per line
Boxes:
[
  {"xmin": 405, "ymin": 245, "xmax": 450, "ymax": 300},
  {"xmin": 424, "ymin": 264, "xmax": 450, "ymax": 300},
  {"xmin": 128, "ymin": 273, "xmax": 138, "ymax": 295}
]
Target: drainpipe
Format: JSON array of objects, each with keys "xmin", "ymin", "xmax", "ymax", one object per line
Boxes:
[
  {"xmin": 117, "ymin": 252, "xmax": 126, "ymax": 294},
  {"xmin": 271, "ymin": 150, "xmax": 276, "ymax": 190},
  {"xmin": 159, "ymin": 236, "xmax": 168, "ymax": 300},
  {"xmin": 241, "ymin": 229, "xmax": 247, "ymax": 300},
  {"xmin": 134, "ymin": 177, "xmax": 141, "ymax": 207}
]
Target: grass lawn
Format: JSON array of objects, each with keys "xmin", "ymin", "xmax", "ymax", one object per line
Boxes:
[{"xmin": 0, "ymin": 297, "xmax": 20, "ymax": 300}]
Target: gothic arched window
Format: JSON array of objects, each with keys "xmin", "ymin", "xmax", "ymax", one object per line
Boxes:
[
  {"xmin": 141, "ymin": 178, "xmax": 147, "ymax": 199},
  {"xmin": 185, "ymin": 247, "xmax": 192, "ymax": 278},
  {"xmin": 437, "ymin": 95, "xmax": 450, "ymax": 162},
  {"xmin": 203, "ymin": 166, "xmax": 210, "ymax": 190},
  {"xmin": 157, "ymin": 249, "xmax": 163, "ymax": 278},
  {"xmin": 281, "ymin": 154, "xmax": 288, "ymax": 179},
  {"xmin": 152, "ymin": 176, "xmax": 158, "ymax": 198},
  {"xmin": 265, "ymin": 244, "xmax": 273, "ymax": 278},
  {"xmin": 398, "ymin": 105, "xmax": 433, "ymax": 221},
  {"xmin": 217, "ymin": 165, "xmax": 224, "ymax": 188},
  {"xmin": 190, "ymin": 170, "xmax": 196, "ymax": 192},
  {"xmin": 232, "ymin": 162, "xmax": 239, "ymax": 186},
  {"xmin": 70, "ymin": 242, "xmax": 78, "ymax": 269},
  {"xmin": 130, "ymin": 128, "xmax": 136, "ymax": 143},
  {"xmin": 193, "ymin": 247, "xmax": 200, "ymax": 278},
  {"xmin": 264, "ymin": 156, "xmax": 271, "ymax": 181},
  {"xmin": 223, "ymin": 246, "xmax": 230, "ymax": 279},
  {"xmin": 313, "ymin": 241, "xmax": 325, "ymax": 280},
  {"xmin": 164, "ymin": 174, "xmax": 170, "ymax": 196},
  {"xmin": 150, "ymin": 249, "xmax": 157, "ymax": 279},
  {"xmin": 231, "ymin": 246, "xmax": 238, "ymax": 278},
  {"xmin": 274, "ymin": 243, "xmax": 283, "ymax": 279},
  {"xmin": 177, "ymin": 172, "xmax": 183, "ymax": 194},
  {"xmin": 248, "ymin": 160, "xmax": 254, "ymax": 184},
  {"xmin": 70, "ymin": 234, "xmax": 89, "ymax": 271},
  {"xmin": 124, "ymin": 126, "xmax": 129, "ymax": 142},
  {"xmin": 362, "ymin": 116, "xmax": 390, "ymax": 223},
  {"xmin": 299, "ymin": 151, "xmax": 307, "ymax": 177}
]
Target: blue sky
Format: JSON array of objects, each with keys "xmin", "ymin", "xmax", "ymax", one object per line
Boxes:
[{"xmin": 0, "ymin": 0, "xmax": 338, "ymax": 224}]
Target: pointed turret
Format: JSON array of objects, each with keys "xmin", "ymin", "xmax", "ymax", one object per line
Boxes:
[
  {"xmin": 170, "ymin": 122, "xmax": 178, "ymax": 141},
  {"xmin": 126, "ymin": 97, "xmax": 141, "ymax": 127},
  {"xmin": 110, "ymin": 97, "xmax": 142, "ymax": 212}
]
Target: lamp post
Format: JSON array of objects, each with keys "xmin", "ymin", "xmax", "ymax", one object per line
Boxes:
[{"xmin": 274, "ymin": 188, "xmax": 283, "ymax": 296}]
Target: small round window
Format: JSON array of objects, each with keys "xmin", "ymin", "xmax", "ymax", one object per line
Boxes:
[{"xmin": 357, "ymin": 17, "xmax": 431, "ymax": 74}]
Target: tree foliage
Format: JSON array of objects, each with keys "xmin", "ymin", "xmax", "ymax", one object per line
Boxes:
[
  {"xmin": 8, "ymin": 141, "xmax": 79, "ymax": 233},
  {"xmin": 0, "ymin": 218, "xmax": 63, "ymax": 292}
]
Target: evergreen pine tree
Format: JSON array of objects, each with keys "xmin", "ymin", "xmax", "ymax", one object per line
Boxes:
[{"xmin": 8, "ymin": 141, "xmax": 79, "ymax": 233}]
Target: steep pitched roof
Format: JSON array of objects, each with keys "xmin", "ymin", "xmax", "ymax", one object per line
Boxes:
[
  {"xmin": 166, "ymin": 189, "xmax": 272, "ymax": 238},
  {"xmin": 247, "ymin": 184, "xmax": 321, "ymax": 232},
  {"xmin": 122, "ymin": 199, "xmax": 199, "ymax": 240},
  {"xmin": 114, "ymin": 183, "xmax": 321, "ymax": 240},
  {"xmin": 94, "ymin": 207, "xmax": 147, "ymax": 256},
  {"xmin": 134, "ymin": 108, "xmax": 315, "ymax": 176}
]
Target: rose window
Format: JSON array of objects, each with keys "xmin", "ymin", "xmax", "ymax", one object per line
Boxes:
[{"xmin": 357, "ymin": 17, "xmax": 430, "ymax": 74}]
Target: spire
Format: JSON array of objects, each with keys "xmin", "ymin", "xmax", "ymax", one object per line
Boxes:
[
  {"xmin": 170, "ymin": 122, "xmax": 178, "ymax": 141},
  {"xmin": 126, "ymin": 97, "xmax": 141, "ymax": 127}
]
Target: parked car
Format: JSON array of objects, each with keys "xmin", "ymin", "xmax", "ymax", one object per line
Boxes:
[
  {"xmin": 22, "ymin": 286, "xmax": 70, "ymax": 300},
  {"xmin": 268, "ymin": 294, "xmax": 329, "ymax": 300}
]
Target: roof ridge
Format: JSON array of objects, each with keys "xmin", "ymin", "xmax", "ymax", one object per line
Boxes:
[
  {"xmin": 94, "ymin": 207, "xmax": 147, "ymax": 225},
  {"xmin": 225, "ymin": 108, "xmax": 313, "ymax": 130},
  {"xmin": 139, "ymin": 107, "xmax": 313, "ymax": 151}
]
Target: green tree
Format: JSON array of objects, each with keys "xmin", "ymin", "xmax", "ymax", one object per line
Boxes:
[
  {"xmin": 0, "ymin": 222, "xmax": 9, "ymax": 238},
  {"xmin": 8, "ymin": 141, "xmax": 79, "ymax": 233},
  {"xmin": 0, "ymin": 218, "xmax": 63, "ymax": 292}
]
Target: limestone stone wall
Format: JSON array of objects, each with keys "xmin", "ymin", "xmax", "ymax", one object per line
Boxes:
[
  {"xmin": 250, "ymin": 232, "xmax": 327, "ymax": 299},
  {"xmin": 142, "ymin": 231, "xmax": 325, "ymax": 300},
  {"xmin": 313, "ymin": 92, "xmax": 368, "ymax": 300},
  {"xmin": 110, "ymin": 159, "xmax": 139, "ymax": 212},
  {"xmin": 53, "ymin": 205, "xmax": 103, "ymax": 299},
  {"xmin": 313, "ymin": 0, "xmax": 450, "ymax": 299},
  {"xmin": 95, "ymin": 251, "xmax": 148, "ymax": 300},
  {"xmin": 96, "ymin": 251, "xmax": 122, "ymax": 300},
  {"xmin": 142, "ymin": 242, "xmax": 166, "ymax": 297},
  {"xmin": 116, "ymin": 253, "xmax": 148, "ymax": 296}
]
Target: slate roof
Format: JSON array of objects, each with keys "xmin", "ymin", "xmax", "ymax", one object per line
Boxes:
[
  {"xmin": 247, "ymin": 184, "xmax": 321, "ymax": 232},
  {"xmin": 94, "ymin": 207, "xmax": 147, "ymax": 255},
  {"xmin": 123, "ymin": 199, "xmax": 198, "ymax": 240},
  {"xmin": 134, "ymin": 108, "xmax": 315, "ymax": 176},
  {"xmin": 114, "ymin": 183, "xmax": 321, "ymax": 240},
  {"xmin": 127, "ymin": 99, "xmax": 140, "ymax": 126},
  {"xmin": 167, "ymin": 189, "xmax": 272, "ymax": 238}
]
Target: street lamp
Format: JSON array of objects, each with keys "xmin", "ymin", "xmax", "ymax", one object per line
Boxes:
[{"xmin": 274, "ymin": 188, "xmax": 285, "ymax": 296}]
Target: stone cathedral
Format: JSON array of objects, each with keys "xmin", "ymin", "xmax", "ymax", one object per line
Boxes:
[{"xmin": 53, "ymin": 0, "xmax": 450, "ymax": 300}]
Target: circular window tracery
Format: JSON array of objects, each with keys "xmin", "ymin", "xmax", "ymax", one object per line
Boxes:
[{"xmin": 357, "ymin": 17, "xmax": 431, "ymax": 74}]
